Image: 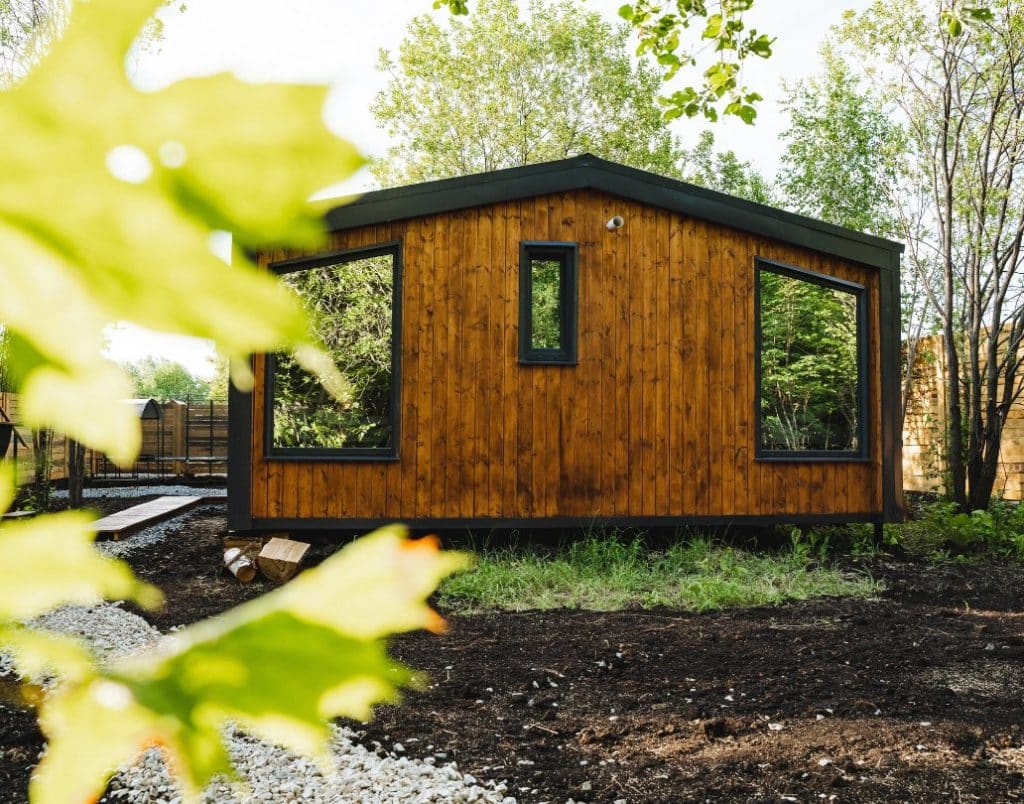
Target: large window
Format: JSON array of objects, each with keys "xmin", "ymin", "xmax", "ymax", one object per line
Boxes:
[
  {"xmin": 266, "ymin": 243, "xmax": 401, "ymax": 459},
  {"xmin": 519, "ymin": 241, "xmax": 578, "ymax": 364},
  {"xmin": 755, "ymin": 258, "xmax": 867, "ymax": 460}
]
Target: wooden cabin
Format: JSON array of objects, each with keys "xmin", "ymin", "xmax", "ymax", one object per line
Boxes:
[{"xmin": 228, "ymin": 154, "xmax": 904, "ymax": 533}]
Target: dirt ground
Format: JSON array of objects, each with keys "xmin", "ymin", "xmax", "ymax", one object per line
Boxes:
[{"xmin": 2, "ymin": 495, "xmax": 1024, "ymax": 803}]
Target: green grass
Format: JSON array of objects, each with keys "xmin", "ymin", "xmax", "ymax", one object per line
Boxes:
[{"xmin": 438, "ymin": 534, "xmax": 881, "ymax": 613}]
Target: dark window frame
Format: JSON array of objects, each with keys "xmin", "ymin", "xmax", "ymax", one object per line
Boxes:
[
  {"xmin": 754, "ymin": 256, "xmax": 870, "ymax": 463},
  {"xmin": 519, "ymin": 241, "xmax": 579, "ymax": 365},
  {"xmin": 264, "ymin": 240, "xmax": 402, "ymax": 462}
]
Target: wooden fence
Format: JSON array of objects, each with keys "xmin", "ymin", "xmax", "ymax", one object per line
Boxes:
[
  {"xmin": 0, "ymin": 393, "xmax": 227, "ymax": 485},
  {"xmin": 903, "ymin": 336, "xmax": 1024, "ymax": 501}
]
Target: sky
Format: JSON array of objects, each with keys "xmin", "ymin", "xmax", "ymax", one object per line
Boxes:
[{"xmin": 104, "ymin": 0, "xmax": 871, "ymax": 377}]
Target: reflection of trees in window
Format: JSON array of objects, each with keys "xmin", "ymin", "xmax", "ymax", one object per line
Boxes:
[
  {"xmin": 520, "ymin": 242, "xmax": 577, "ymax": 364},
  {"xmin": 272, "ymin": 252, "xmax": 395, "ymax": 452},
  {"xmin": 758, "ymin": 266, "xmax": 862, "ymax": 454},
  {"xmin": 530, "ymin": 258, "xmax": 562, "ymax": 350}
]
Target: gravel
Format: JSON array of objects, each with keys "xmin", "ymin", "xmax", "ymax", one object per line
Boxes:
[
  {"xmin": 3, "ymin": 494, "xmax": 515, "ymax": 804},
  {"xmin": 0, "ymin": 602, "xmax": 161, "ymax": 679},
  {"xmin": 106, "ymin": 727, "xmax": 515, "ymax": 803}
]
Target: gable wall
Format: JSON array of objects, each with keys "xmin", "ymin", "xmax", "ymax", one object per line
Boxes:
[{"xmin": 248, "ymin": 188, "xmax": 884, "ymax": 522}]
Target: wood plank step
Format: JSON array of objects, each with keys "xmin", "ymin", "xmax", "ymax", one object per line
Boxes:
[{"xmin": 93, "ymin": 495, "xmax": 205, "ymax": 540}]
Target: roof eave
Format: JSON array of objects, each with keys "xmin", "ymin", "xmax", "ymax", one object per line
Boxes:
[{"xmin": 323, "ymin": 155, "xmax": 904, "ymax": 271}]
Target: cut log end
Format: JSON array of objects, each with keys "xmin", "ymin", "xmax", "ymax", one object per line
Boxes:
[
  {"xmin": 224, "ymin": 547, "xmax": 257, "ymax": 584},
  {"xmin": 257, "ymin": 537, "xmax": 310, "ymax": 582}
]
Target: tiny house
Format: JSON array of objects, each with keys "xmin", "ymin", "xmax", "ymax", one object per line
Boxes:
[{"xmin": 228, "ymin": 154, "xmax": 904, "ymax": 533}]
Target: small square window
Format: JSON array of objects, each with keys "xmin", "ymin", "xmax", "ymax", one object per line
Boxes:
[{"xmin": 519, "ymin": 242, "xmax": 578, "ymax": 364}]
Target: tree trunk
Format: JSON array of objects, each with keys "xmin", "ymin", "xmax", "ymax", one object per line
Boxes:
[
  {"xmin": 31, "ymin": 427, "xmax": 51, "ymax": 509},
  {"xmin": 67, "ymin": 438, "xmax": 85, "ymax": 508}
]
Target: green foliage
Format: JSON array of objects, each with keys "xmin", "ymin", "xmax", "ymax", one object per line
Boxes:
[
  {"xmin": 0, "ymin": 1, "xmax": 469, "ymax": 799},
  {"xmin": 22, "ymin": 525, "xmax": 468, "ymax": 802},
  {"xmin": 617, "ymin": 0, "xmax": 773, "ymax": 123},
  {"xmin": 778, "ymin": 53, "xmax": 903, "ymax": 236},
  {"xmin": 529, "ymin": 258, "xmax": 562, "ymax": 350},
  {"xmin": 897, "ymin": 498, "xmax": 1024, "ymax": 559},
  {"xmin": 681, "ymin": 129, "xmax": 773, "ymax": 204},
  {"xmin": 941, "ymin": 3, "xmax": 995, "ymax": 36},
  {"xmin": 439, "ymin": 532, "xmax": 880, "ymax": 612},
  {"xmin": 0, "ymin": 0, "xmax": 358, "ymax": 464},
  {"xmin": 272, "ymin": 254, "xmax": 394, "ymax": 450},
  {"xmin": 122, "ymin": 356, "xmax": 213, "ymax": 401},
  {"xmin": 0, "ymin": 0, "xmax": 66, "ymax": 88},
  {"xmin": 837, "ymin": 0, "xmax": 1024, "ymax": 510},
  {"xmin": 373, "ymin": 0, "xmax": 687, "ymax": 185},
  {"xmin": 758, "ymin": 270, "xmax": 860, "ymax": 452}
]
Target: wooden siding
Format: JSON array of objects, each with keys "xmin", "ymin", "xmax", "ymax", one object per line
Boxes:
[{"xmin": 251, "ymin": 189, "xmax": 884, "ymax": 522}]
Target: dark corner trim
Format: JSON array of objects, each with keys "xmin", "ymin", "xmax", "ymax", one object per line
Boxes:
[
  {"xmin": 263, "ymin": 240, "xmax": 403, "ymax": 462},
  {"xmin": 227, "ymin": 356, "xmax": 254, "ymax": 531},
  {"xmin": 518, "ymin": 241, "xmax": 579, "ymax": 365},
  {"xmin": 753, "ymin": 257, "xmax": 871, "ymax": 464},
  {"xmin": 880, "ymin": 250, "xmax": 904, "ymax": 522}
]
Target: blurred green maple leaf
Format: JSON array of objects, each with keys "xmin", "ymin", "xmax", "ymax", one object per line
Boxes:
[{"xmin": 0, "ymin": 0, "xmax": 360, "ymax": 462}]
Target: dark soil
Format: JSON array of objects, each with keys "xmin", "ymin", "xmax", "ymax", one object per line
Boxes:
[{"xmin": 3, "ymin": 496, "xmax": 1024, "ymax": 803}]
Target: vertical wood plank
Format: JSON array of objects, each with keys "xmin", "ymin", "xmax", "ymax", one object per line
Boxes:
[
  {"xmin": 667, "ymin": 211, "xmax": 685, "ymax": 514},
  {"xmin": 468, "ymin": 208, "xmax": 488, "ymax": 516},
  {"xmin": 654, "ymin": 208, "xmax": 671, "ymax": 515},
  {"xmin": 417, "ymin": 216, "xmax": 438, "ymax": 517},
  {"xmin": 707, "ymin": 226, "xmax": 724, "ymax": 516},
  {"xmin": 517, "ymin": 200, "xmax": 537, "ymax": 515},
  {"xmin": 557, "ymin": 192, "xmax": 581, "ymax": 512},
  {"xmin": 502, "ymin": 201, "xmax": 521, "ymax": 516}
]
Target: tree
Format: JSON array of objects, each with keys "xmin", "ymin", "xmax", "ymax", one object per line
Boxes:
[
  {"xmin": 617, "ymin": 0, "xmax": 773, "ymax": 123},
  {"xmin": 0, "ymin": 0, "xmax": 67, "ymax": 87},
  {"xmin": 206, "ymin": 352, "xmax": 230, "ymax": 399},
  {"xmin": 372, "ymin": 0, "xmax": 687, "ymax": 185},
  {"xmin": 122, "ymin": 356, "xmax": 212, "ymax": 400},
  {"xmin": 434, "ymin": 1, "xmax": 993, "ymax": 124},
  {"xmin": 682, "ymin": 129, "xmax": 773, "ymax": 203},
  {"xmin": 435, "ymin": 0, "xmax": 775, "ymax": 123},
  {"xmin": 838, "ymin": 0, "xmax": 1024, "ymax": 511},
  {"xmin": 774, "ymin": 52, "xmax": 932, "ymax": 425},
  {"xmin": 777, "ymin": 53, "xmax": 902, "ymax": 237}
]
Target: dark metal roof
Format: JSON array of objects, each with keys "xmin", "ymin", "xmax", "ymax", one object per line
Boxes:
[
  {"xmin": 125, "ymin": 398, "xmax": 162, "ymax": 420},
  {"xmin": 324, "ymin": 153, "xmax": 904, "ymax": 271}
]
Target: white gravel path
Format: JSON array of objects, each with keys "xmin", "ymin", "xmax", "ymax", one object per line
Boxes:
[
  {"xmin": 2, "ymin": 494, "xmax": 515, "ymax": 804},
  {"xmin": 107, "ymin": 727, "xmax": 514, "ymax": 803},
  {"xmin": 0, "ymin": 602, "xmax": 161, "ymax": 678}
]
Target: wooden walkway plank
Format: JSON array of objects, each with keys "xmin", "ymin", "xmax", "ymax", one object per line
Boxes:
[{"xmin": 93, "ymin": 495, "xmax": 205, "ymax": 540}]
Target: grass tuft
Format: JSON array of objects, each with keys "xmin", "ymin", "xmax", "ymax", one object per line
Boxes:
[{"xmin": 438, "ymin": 533, "xmax": 881, "ymax": 613}]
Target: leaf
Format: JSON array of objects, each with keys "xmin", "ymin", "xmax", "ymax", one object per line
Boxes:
[
  {"xmin": 966, "ymin": 6, "xmax": 994, "ymax": 22},
  {"xmin": 30, "ymin": 526, "xmax": 469, "ymax": 803},
  {"xmin": 0, "ymin": 626, "xmax": 95, "ymax": 683},
  {"xmin": 0, "ymin": 511, "xmax": 162, "ymax": 621},
  {"xmin": 0, "ymin": 0, "xmax": 363, "ymax": 461},
  {"xmin": 702, "ymin": 13, "xmax": 723, "ymax": 39},
  {"xmin": 941, "ymin": 9, "xmax": 964, "ymax": 36},
  {"xmin": 748, "ymin": 33, "xmax": 774, "ymax": 58}
]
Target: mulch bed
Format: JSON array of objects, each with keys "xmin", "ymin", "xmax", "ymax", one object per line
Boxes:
[{"xmin": 2, "ymin": 497, "xmax": 1024, "ymax": 803}]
